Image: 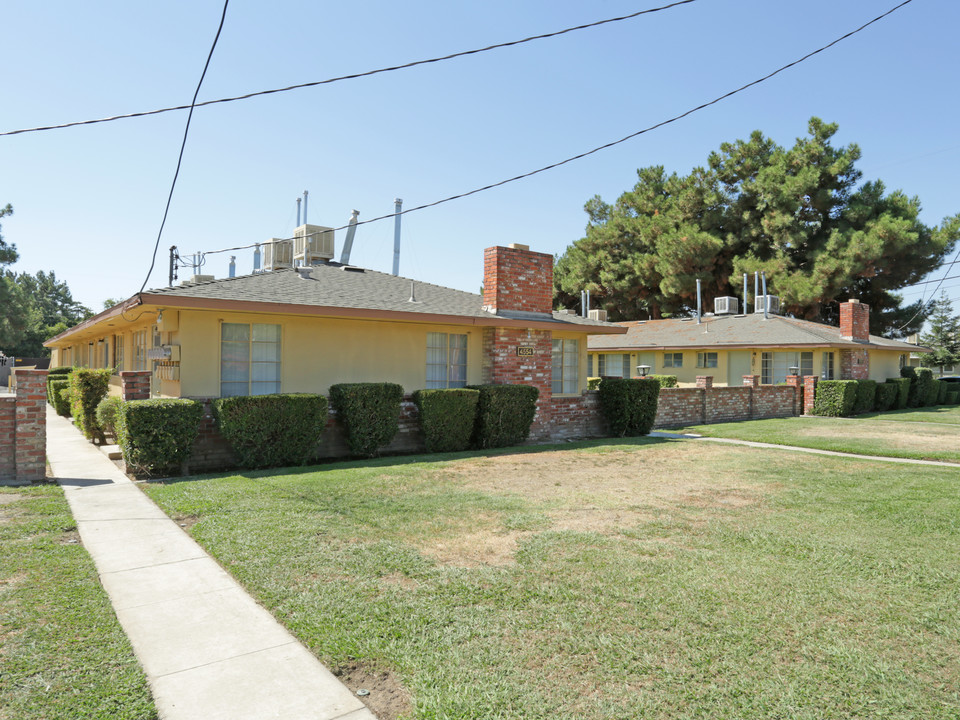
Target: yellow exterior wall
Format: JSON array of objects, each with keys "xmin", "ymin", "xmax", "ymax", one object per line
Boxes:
[{"xmin": 869, "ymin": 349, "xmax": 908, "ymax": 382}]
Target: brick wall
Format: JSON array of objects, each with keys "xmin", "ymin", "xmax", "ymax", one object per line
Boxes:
[
  {"xmin": 482, "ymin": 245, "xmax": 553, "ymax": 315},
  {"xmin": 653, "ymin": 382, "xmax": 800, "ymax": 428},
  {"xmin": 0, "ymin": 369, "xmax": 49, "ymax": 485},
  {"xmin": 705, "ymin": 387, "xmax": 752, "ymax": 424},
  {"xmin": 840, "ymin": 299, "xmax": 870, "ymax": 342},
  {"xmin": 119, "ymin": 371, "xmax": 151, "ymax": 400},
  {"xmin": 840, "ymin": 348, "xmax": 870, "ymax": 380},
  {"xmin": 532, "ymin": 392, "xmax": 606, "ymax": 442}
]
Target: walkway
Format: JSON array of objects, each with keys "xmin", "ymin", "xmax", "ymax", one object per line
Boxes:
[
  {"xmin": 46, "ymin": 406, "xmax": 376, "ymax": 720},
  {"xmin": 650, "ymin": 430, "xmax": 960, "ymax": 468}
]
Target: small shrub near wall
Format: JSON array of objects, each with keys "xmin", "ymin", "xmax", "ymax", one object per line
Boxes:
[
  {"xmin": 852, "ymin": 380, "xmax": 877, "ymax": 414},
  {"xmin": 116, "ymin": 399, "xmax": 203, "ymax": 477},
  {"xmin": 587, "ymin": 377, "xmax": 602, "ymax": 391},
  {"xmin": 649, "ymin": 375, "xmax": 678, "ymax": 388},
  {"xmin": 468, "ymin": 384, "xmax": 539, "ymax": 449},
  {"xmin": 598, "ymin": 377, "xmax": 661, "ymax": 437},
  {"xmin": 213, "ymin": 394, "xmax": 328, "ymax": 468},
  {"xmin": 69, "ymin": 368, "xmax": 113, "ymax": 442},
  {"xmin": 412, "ymin": 388, "xmax": 480, "ymax": 453},
  {"xmin": 874, "ymin": 382, "xmax": 898, "ymax": 412},
  {"xmin": 46, "ymin": 367, "xmax": 72, "ymax": 402},
  {"xmin": 887, "ymin": 377, "xmax": 910, "ymax": 409},
  {"xmin": 812, "ymin": 380, "xmax": 858, "ymax": 417},
  {"xmin": 49, "ymin": 379, "xmax": 72, "ymax": 416},
  {"xmin": 329, "ymin": 383, "xmax": 403, "ymax": 457},
  {"xmin": 916, "ymin": 368, "xmax": 936, "ymax": 407},
  {"xmin": 95, "ymin": 395, "xmax": 124, "ymax": 437}
]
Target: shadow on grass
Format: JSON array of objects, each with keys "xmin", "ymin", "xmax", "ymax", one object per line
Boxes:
[{"xmin": 154, "ymin": 435, "xmax": 673, "ymax": 486}]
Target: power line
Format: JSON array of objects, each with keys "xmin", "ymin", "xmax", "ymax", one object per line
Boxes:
[
  {"xmin": 134, "ymin": 0, "xmax": 230, "ymax": 301},
  {"xmin": 194, "ymin": 0, "xmax": 915, "ymax": 263},
  {"xmin": 0, "ymin": 0, "xmax": 698, "ymax": 138}
]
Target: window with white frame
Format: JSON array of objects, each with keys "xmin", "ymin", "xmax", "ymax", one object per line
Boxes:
[
  {"xmin": 426, "ymin": 332, "xmax": 467, "ymax": 388},
  {"xmin": 114, "ymin": 334, "xmax": 124, "ymax": 373},
  {"xmin": 220, "ymin": 323, "xmax": 281, "ymax": 397},
  {"xmin": 822, "ymin": 351, "xmax": 835, "ymax": 380},
  {"xmin": 598, "ymin": 353, "xmax": 631, "ymax": 377},
  {"xmin": 552, "ymin": 338, "xmax": 579, "ymax": 394},
  {"xmin": 696, "ymin": 352, "xmax": 718, "ymax": 368},
  {"xmin": 761, "ymin": 351, "xmax": 813, "ymax": 384},
  {"xmin": 663, "ymin": 352, "xmax": 683, "ymax": 368},
  {"xmin": 132, "ymin": 330, "xmax": 148, "ymax": 371}
]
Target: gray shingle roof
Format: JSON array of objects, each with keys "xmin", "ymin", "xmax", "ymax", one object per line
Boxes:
[{"xmin": 587, "ymin": 312, "xmax": 922, "ymax": 351}]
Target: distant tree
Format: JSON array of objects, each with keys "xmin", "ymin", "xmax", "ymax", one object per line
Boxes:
[
  {"xmin": 102, "ymin": 298, "xmax": 122, "ymax": 310},
  {"xmin": 0, "ymin": 204, "xmax": 33, "ymax": 354},
  {"xmin": 919, "ymin": 292, "xmax": 960, "ymax": 374},
  {"xmin": 554, "ymin": 118, "xmax": 960, "ymax": 337}
]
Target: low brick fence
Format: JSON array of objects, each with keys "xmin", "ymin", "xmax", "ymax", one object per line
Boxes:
[
  {"xmin": 653, "ymin": 375, "xmax": 801, "ymax": 429},
  {"xmin": 0, "ymin": 369, "xmax": 49, "ymax": 485}
]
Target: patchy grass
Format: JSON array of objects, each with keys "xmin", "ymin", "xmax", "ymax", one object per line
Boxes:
[
  {"xmin": 675, "ymin": 410, "xmax": 960, "ymax": 462},
  {"xmin": 0, "ymin": 486, "xmax": 156, "ymax": 720},
  {"xmin": 143, "ymin": 440, "xmax": 960, "ymax": 719}
]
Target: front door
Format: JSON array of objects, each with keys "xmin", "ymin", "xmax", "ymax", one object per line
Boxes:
[{"xmin": 727, "ymin": 351, "xmax": 751, "ymax": 386}]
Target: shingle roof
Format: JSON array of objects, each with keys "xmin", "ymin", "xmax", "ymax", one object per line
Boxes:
[
  {"xmin": 143, "ymin": 265, "xmax": 617, "ymax": 329},
  {"xmin": 587, "ymin": 312, "xmax": 922, "ymax": 351}
]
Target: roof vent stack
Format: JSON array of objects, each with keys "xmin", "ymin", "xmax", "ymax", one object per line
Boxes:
[
  {"xmin": 339, "ymin": 210, "xmax": 360, "ymax": 265},
  {"xmin": 392, "ymin": 198, "xmax": 403, "ymax": 276}
]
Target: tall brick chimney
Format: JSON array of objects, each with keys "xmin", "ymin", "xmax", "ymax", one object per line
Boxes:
[
  {"xmin": 482, "ymin": 244, "xmax": 553, "ymax": 316},
  {"xmin": 840, "ymin": 299, "xmax": 870, "ymax": 342}
]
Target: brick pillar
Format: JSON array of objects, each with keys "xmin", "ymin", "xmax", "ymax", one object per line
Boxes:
[
  {"xmin": 803, "ymin": 376, "xmax": 818, "ymax": 415},
  {"xmin": 120, "ymin": 371, "xmax": 152, "ymax": 400},
  {"xmin": 484, "ymin": 328, "xmax": 554, "ymax": 439},
  {"xmin": 742, "ymin": 375, "xmax": 760, "ymax": 388},
  {"xmin": 0, "ymin": 396, "xmax": 15, "ymax": 483},
  {"xmin": 785, "ymin": 375, "xmax": 802, "ymax": 416},
  {"xmin": 696, "ymin": 376, "xmax": 713, "ymax": 389},
  {"xmin": 14, "ymin": 369, "xmax": 49, "ymax": 484}
]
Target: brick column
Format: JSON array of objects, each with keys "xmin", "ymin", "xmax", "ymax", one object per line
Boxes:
[
  {"xmin": 742, "ymin": 375, "xmax": 760, "ymax": 388},
  {"xmin": 785, "ymin": 375, "xmax": 802, "ymax": 416},
  {"xmin": 803, "ymin": 376, "xmax": 818, "ymax": 415},
  {"xmin": 120, "ymin": 371, "xmax": 152, "ymax": 400},
  {"xmin": 0, "ymin": 396, "xmax": 15, "ymax": 483},
  {"xmin": 696, "ymin": 376, "xmax": 714, "ymax": 389},
  {"xmin": 14, "ymin": 369, "xmax": 49, "ymax": 484}
]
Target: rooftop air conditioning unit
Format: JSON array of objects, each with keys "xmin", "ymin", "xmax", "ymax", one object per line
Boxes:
[
  {"xmin": 588, "ymin": 309, "xmax": 608, "ymax": 322},
  {"xmin": 294, "ymin": 224, "xmax": 335, "ymax": 265},
  {"xmin": 263, "ymin": 238, "xmax": 293, "ymax": 271},
  {"xmin": 754, "ymin": 294, "xmax": 780, "ymax": 315},
  {"xmin": 714, "ymin": 296, "xmax": 739, "ymax": 315}
]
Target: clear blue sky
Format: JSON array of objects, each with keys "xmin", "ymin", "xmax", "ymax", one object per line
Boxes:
[{"xmin": 2, "ymin": 0, "xmax": 958, "ymax": 324}]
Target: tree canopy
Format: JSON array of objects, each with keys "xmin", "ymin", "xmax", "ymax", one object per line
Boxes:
[
  {"xmin": 919, "ymin": 292, "xmax": 960, "ymax": 374},
  {"xmin": 554, "ymin": 118, "xmax": 960, "ymax": 337}
]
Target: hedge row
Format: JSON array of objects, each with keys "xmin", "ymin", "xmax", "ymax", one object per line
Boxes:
[
  {"xmin": 49, "ymin": 378, "xmax": 72, "ymax": 417},
  {"xmin": 812, "ymin": 371, "xmax": 959, "ymax": 417},
  {"xmin": 412, "ymin": 389, "xmax": 479, "ymax": 453},
  {"xmin": 116, "ymin": 399, "xmax": 204, "ymax": 477},
  {"xmin": 47, "ymin": 366, "xmax": 72, "ymax": 403},
  {"xmin": 69, "ymin": 368, "xmax": 112, "ymax": 442},
  {"xmin": 597, "ymin": 378, "xmax": 660, "ymax": 436}
]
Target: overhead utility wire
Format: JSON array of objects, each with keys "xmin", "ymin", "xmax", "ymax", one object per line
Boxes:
[
  {"xmin": 896, "ymin": 243, "xmax": 960, "ymax": 331},
  {"xmin": 0, "ymin": 0, "xmax": 698, "ymax": 137},
  {"xmin": 134, "ymin": 0, "xmax": 230, "ymax": 301},
  {"xmin": 195, "ymin": 0, "xmax": 915, "ymax": 262}
]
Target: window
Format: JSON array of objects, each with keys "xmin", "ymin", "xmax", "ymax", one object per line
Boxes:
[
  {"xmin": 761, "ymin": 351, "xmax": 813, "ymax": 384},
  {"xmin": 552, "ymin": 338, "xmax": 579, "ymax": 394},
  {"xmin": 696, "ymin": 352, "xmax": 718, "ymax": 368},
  {"xmin": 220, "ymin": 323, "xmax": 281, "ymax": 397},
  {"xmin": 822, "ymin": 351, "xmax": 835, "ymax": 380},
  {"xmin": 663, "ymin": 352, "xmax": 683, "ymax": 368},
  {"xmin": 426, "ymin": 332, "xmax": 467, "ymax": 388},
  {"xmin": 132, "ymin": 330, "xmax": 148, "ymax": 371},
  {"xmin": 587, "ymin": 353, "xmax": 595, "ymax": 376},
  {"xmin": 598, "ymin": 353, "xmax": 631, "ymax": 377},
  {"xmin": 114, "ymin": 334, "xmax": 124, "ymax": 373}
]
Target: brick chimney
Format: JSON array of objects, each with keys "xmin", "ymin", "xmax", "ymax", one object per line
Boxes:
[
  {"xmin": 840, "ymin": 299, "xmax": 870, "ymax": 342},
  {"xmin": 482, "ymin": 244, "xmax": 553, "ymax": 315}
]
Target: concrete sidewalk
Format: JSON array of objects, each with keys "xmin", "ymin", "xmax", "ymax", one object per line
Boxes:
[{"xmin": 46, "ymin": 406, "xmax": 376, "ymax": 720}]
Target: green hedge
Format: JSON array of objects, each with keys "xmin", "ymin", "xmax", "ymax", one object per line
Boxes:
[
  {"xmin": 649, "ymin": 374, "xmax": 678, "ymax": 388},
  {"xmin": 47, "ymin": 367, "xmax": 72, "ymax": 402},
  {"xmin": 852, "ymin": 379, "xmax": 877, "ymax": 415},
  {"xmin": 48, "ymin": 379, "xmax": 71, "ymax": 416},
  {"xmin": 947, "ymin": 391, "xmax": 959, "ymax": 405},
  {"xmin": 116, "ymin": 399, "xmax": 203, "ymax": 476},
  {"xmin": 329, "ymin": 383, "xmax": 404, "ymax": 457},
  {"xmin": 413, "ymin": 388, "xmax": 480, "ymax": 453},
  {"xmin": 916, "ymin": 368, "xmax": 936, "ymax": 407},
  {"xmin": 213, "ymin": 394, "xmax": 328, "ymax": 468},
  {"xmin": 69, "ymin": 368, "xmax": 113, "ymax": 441},
  {"xmin": 598, "ymin": 377, "xmax": 661, "ymax": 436},
  {"xmin": 886, "ymin": 377, "xmax": 910, "ymax": 409},
  {"xmin": 95, "ymin": 395, "xmax": 124, "ymax": 437},
  {"xmin": 936, "ymin": 379, "xmax": 947, "ymax": 405},
  {"xmin": 873, "ymin": 382, "xmax": 898, "ymax": 412},
  {"xmin": 587, "ymin": 377, "xmax": 602, "ymax": 391},
  {"xmin": 468, "ymin": 384, "xmax": 539, "ymax": 449},
  {"xmin": 812, "ymin": 380, "xmax": 858, "ymax": 417},
  {"xmin": 900, "ymin": 366, "xmax": 920, "ymax": 407}
]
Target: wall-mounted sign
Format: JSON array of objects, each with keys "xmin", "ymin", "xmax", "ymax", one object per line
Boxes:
[{"xmin": 516, "ymin": 346, "xmax": 535, "ymax": 356}]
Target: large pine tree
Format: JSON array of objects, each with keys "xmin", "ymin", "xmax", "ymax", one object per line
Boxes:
[{"xmin": 919, "ymin": 292, "xmax": 960, "ymax": 374}]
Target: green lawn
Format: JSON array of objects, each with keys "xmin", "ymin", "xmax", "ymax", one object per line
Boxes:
[
  {"xmin": 0, "ymin": 486, "xmax": 156, "ymax": 720},
  {"xmin": 143, "ymin": 440, "xmax": 960, "ymax": 719},
  {"xmin": 674, "ymin": 406, "xmax": 960, "ymax": 462}
]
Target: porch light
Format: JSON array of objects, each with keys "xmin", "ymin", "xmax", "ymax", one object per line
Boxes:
[
  {"xmin": 788, "ymin": 366, "xmax": 799, "ymax": 375},
  {"xmin": 636, "ymin": 364, "xmax": 651, "ymax": 377}
]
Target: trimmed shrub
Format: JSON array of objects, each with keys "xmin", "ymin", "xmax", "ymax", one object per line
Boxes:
[
  {"xmin": 936, "ymin": 379, "xmax": 948, "ymax": 405},
  {"xmin": 587, "ymin": 377, "xmax": 602, "ymax": 391},
  {"xmin": 873, "ymin": 382, "xmax": 898, "ymax": 413},
  {"xmin": 812, "ymin": 380, "xmax": 858, "ymax": 417},
  {"xmin": 468, "ymin": 384, "xmax": 539, "ymax": 449},
  {"xmin": 852, "ymin": 379, "xmax": 877, "ymax": 415},
  {"xmin": 95, "ymin": 395, "xmax": 124, "ymax": 437},
  {"xmin": 47, "ymin": 367, "xmax": 72, "ymax": 402},
  {"xmin": 53, "ymin": 383, "xmax": 73, "ymax": 417},
  {"xmin": 69, "ymin": 368, "xmax": 113, "ymax": 442},
  {"xmin": 649, "ymin": 374, "xmax": 678, "ymax": 389},
  {"xmin": 887, "ymin": 377, "xmax": 910, "ymax": 409},
  {"xmin": 413, "ymin": 388, "xmax": 480, "ymax": 453},
  {"xmin": 916, "ymin": 368, "xmax": 936, "ymax": 407},
  {"xmin": 598, "ymin": 377, "xmax": 661, "ymax": 436},
  {"xmin": 115, "ymin": 399, "xmax": 203, "ymax": 476},
  {"xmin": 900, "ymin": 366, "xmax": 920, "ymax": 407},
  {"xmin": 213, "ymin": 394, "xmax": 328, "ymax": 468},
  {"xmin": 329, "ymin": 383, "xmax": 404, "ymax": 457},
  {"xmin": 947, "ymin": 391, "xmax": 959, "ymax": 405}
]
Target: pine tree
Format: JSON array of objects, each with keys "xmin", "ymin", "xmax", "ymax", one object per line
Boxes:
[{"xmin": 919, "ymin": 292, "xmax": 960, "ymax": 374}]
